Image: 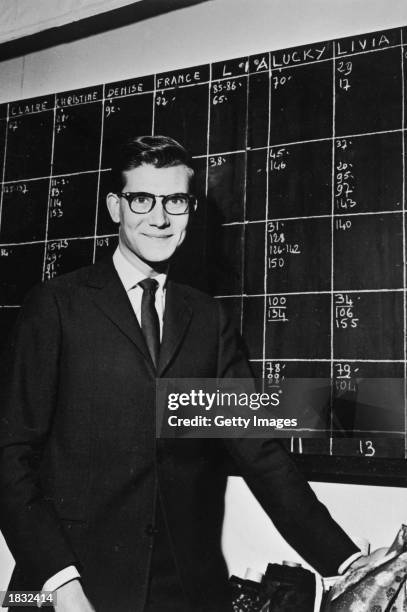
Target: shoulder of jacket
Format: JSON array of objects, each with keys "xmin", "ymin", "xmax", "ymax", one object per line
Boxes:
[
  {"xmin": 42, "ymin": 263, "xmax": 97, "ymax": 292},
  {"xmin": 22, "ymin": 264, "xmax": 95, "ymax": 309}
]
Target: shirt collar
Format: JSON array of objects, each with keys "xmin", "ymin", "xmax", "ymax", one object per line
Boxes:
[{"xmin": 112, "ymin": 246, "xmax": 167, "ymax": 293}]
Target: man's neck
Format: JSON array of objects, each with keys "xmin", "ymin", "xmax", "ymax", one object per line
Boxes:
[{"xmin": 118, "ymin": 241, "xmax": 168, "ymax": 277}]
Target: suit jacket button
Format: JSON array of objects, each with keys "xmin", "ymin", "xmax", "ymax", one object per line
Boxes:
[{"xmin": 145, "ymin": 524, "xmax": 158, "ymax": 536}]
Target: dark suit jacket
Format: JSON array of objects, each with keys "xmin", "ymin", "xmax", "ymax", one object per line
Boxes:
[{"xmin": 0, "ymin": 258, "xmax": 358, "ymax": 611}]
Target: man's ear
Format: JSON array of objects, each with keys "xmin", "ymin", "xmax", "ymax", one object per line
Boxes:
[{"xmin": 106, "ymin": 193, "xmax": 120, "ymax": 223}]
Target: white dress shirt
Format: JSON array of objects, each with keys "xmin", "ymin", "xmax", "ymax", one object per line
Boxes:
[{"xmin": 112, "ymin": 246, "xmax": 167, "ymax": 339}]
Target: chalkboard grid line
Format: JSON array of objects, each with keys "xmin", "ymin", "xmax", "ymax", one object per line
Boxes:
[
  {"xmin": 156, "ymin": 72, "xmax": 244, "ymax": 87},
  {"xmin": 269, "ymin": 56, "xmax": 339, "ymax": 73},
  {"xmin": 7, "ymin": 106, "xmax": 63, "ymax": 119},
  {"xmin": 261, "ymin": 52, "xmax": 272, "ymax": 380},
  {"xmin": 194, "ymin": 149, "xmax": 246, "ymax": 158},
  {"xmin": 247, "ymin": 128, "xmax": 404, "ymax": 152},
  {"xmin": 0, "ymin": 234, "xmax": 115, "ymax": 248},
  {"xmin": 279, "ymin": 429, "xmax": 404, "ymax": 434},
  {"xmin": 240, "ymin": 59, "xmax": 250, "ymax": 336},
  {"xmin": 92, "ymin": 84, "xmax": 106, "ymax": 264},
  {"xmin": 329, "ymin": 35, "xmax": 337, "ymax": 456},
  {"xmin": 250, "ymin": 358, "xmax": 406, "ymax": 363},
  {"xmin": 41, "ymin": 96, "xmax": 57, "ymax": 283},
  {"xmin": 401, "ymin": 30, "xmax": 407, "ymax": 458},
  {"xmin": 2, "ymin": 168, "xmax": 110, "ymax": 185},
  {"xmin": 0, "ymin": 103, "xmax": 9, "ymax": 235},
  {"xmin": 154, "ymin": 81, "xmax": 211, "ymax": 93},
  {"xmin": 214, "ymin": 289, "xmax": 405, "ymax": 298},
  {"xmin": 151, "ymin": 75, "xmax": 156, "ymax": 135},
  {"xmin": 203, "ymin": 62, "xmax": 212, "ymax": 313},
  {"xmin": 0, "ymin": 281, "xmax": 404, "ymax": 295},
  {"xmin": 306, "ymin": 429, "xmax": 404, "ymax": 435},
  {"xmin": 220, "ymin": 211, "xmax": 403, "ymax": 226},
  {"xmin": 54, "ymin": 100, "xmax": 101, "ymax": 110}
]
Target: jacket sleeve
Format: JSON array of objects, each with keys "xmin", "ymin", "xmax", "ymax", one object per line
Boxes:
[
  {"xmin": 216, "ymin": 302, "xmax": 360, "ymax": 576},
  {"xmin": 0, "ymin": 283, "xmax": 79, "ymax": 588}
]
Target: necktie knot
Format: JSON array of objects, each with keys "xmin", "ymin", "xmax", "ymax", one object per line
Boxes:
[{"xmin": 139, "ymin": 278, "xmax": 159, "ymax": 295}]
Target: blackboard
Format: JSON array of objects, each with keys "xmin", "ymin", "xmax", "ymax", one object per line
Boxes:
[{"xmin": 0, "ymin": 26, "xmax": 406, "ymax": 485}]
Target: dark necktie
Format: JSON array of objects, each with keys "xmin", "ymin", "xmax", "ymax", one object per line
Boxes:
[{"xmin": 139, "ymin": 278, "xmax": 160, "ymax": 367}]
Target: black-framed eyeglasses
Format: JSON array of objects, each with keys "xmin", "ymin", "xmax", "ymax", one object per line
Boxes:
[{"xmin": 117, "ymin": 192, "xmax": 197, "ymax": 215}]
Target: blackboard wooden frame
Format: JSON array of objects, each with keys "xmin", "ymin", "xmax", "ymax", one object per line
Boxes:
[
  {"xmin": 294, "ymin": 455, "xmax": 407, "ymax": 488},
  {"xmin": 0, "ymin": 0, "xmax": 209, "ymax": 62}
]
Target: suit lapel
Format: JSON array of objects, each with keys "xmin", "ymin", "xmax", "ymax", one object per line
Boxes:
[
  {"xmin": 158, "ymin": 281, "xmax": 193, "ymax": 376},
  {"xmin": 85, "ymin": 258, "xmax": 155, "ymax": 373},
  {"xmin": 85, "ymin": 259, "xmax": 193, "ymax": 376}
]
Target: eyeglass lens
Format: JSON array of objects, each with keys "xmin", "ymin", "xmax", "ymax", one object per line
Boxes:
[{"xmin": 128, "ymin": 193, "xmax": 191, "ymax": 214}]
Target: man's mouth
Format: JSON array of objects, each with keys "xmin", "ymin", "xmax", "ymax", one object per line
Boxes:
[{"xmin": 142, "ymin": 234, "xmax": 173, "ymax": 239}]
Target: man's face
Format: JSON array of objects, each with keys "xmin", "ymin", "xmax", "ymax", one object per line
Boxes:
[{"xmin": 107, "ymin": 163, "xmax": 192, "ymax": 269}]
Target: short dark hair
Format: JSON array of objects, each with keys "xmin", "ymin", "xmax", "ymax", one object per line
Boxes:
[{"xmin": 110, "ymin": 135, "xmax": 194, "ymax": 192}]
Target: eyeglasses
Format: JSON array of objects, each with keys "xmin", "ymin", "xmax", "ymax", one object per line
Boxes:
[{"xmin": 117, "ymin": 192, "xmax": 197, "ymax": 215}]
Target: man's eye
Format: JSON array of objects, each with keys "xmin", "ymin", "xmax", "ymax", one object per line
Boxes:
[
  {"xmin": 134, "ymin": 196, "xmax": 151, "ymax": 205},
  {"xmin": 167, "ymin": 196, "xmax": 187, "ymax": 205}
]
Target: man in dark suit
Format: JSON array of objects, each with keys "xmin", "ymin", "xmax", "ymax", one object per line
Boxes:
[{"xmin": 0, "ymin": 135, "xmax": 365, "ymax": 611}]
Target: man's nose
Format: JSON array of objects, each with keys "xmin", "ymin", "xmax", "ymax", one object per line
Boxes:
[{"xmin": 149, "ymin": 199, "xmax": 170, "ymax": 226}]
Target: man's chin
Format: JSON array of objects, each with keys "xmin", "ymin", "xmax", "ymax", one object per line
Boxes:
[
  {"xmin": 141, "ymin": 249, "xmax": 173, "ymax": 264},
  {"xmin": 139, "ymin": 251, "xmax": 172, "ymax": 271}
]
